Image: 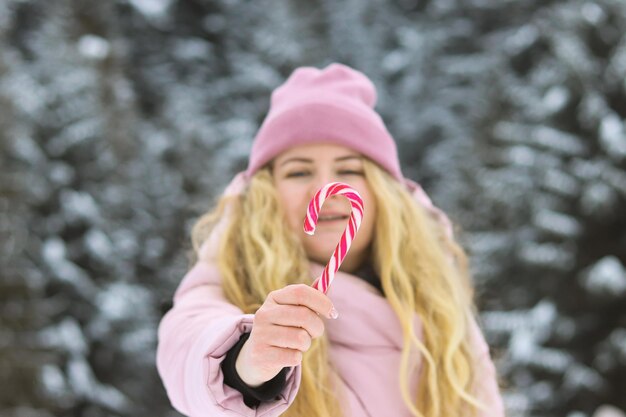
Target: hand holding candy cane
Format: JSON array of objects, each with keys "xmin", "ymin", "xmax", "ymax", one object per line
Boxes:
[{"xmin": 304, "ymin": 182, "xmax": 365, "ymax": 294}]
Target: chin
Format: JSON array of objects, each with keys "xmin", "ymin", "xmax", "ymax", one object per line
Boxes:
[
  {"xmin": 307, "ymin": 248, "xmax": 335, "ymax": 264},
  {"xmin": 308, "ymin": 244, "xmax": 363, "ymax": 267}
]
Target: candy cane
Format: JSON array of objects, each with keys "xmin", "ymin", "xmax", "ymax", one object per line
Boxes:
[{"xmin": 303, "ymin": 182, "xmax": 364, "ymax": 294}]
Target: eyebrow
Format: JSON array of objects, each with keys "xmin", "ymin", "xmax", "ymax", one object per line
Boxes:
[{"xmin": 279, "ymin": 155, "xmax": 362, "ymax": 167}]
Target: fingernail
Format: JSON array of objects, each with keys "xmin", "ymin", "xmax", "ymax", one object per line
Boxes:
[{"xmin": 329, "ymin": 307, "xmax": 339, "ymax": 319}]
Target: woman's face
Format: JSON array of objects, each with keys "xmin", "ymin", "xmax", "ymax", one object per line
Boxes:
[{"xmin": 271, "ymin": 143, "xmax": 377, "ymax": 273}]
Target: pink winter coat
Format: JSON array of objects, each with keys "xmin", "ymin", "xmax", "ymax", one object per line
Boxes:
[{"xmin": 156, "ymin": 173, "xmax": 506, "ymax": 417}]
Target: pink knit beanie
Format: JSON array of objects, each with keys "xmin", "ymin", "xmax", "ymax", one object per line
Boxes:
[{"xmin": 244, "ymin": 63, "xmax": 403, "ymax": 181}]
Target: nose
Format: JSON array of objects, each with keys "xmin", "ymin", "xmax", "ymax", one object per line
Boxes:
[
  {"xmin": 308, "ymin": 173, "xmax": 349, "ymax": 209},
  {"xmin": 308, "ymin": 170, "xmax": 337, "ymax": 195}
]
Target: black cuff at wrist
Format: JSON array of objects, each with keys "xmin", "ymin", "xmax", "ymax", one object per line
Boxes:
[{"xmin": 221, "ymin": 332, "xmax": 289, "ymax": 408}]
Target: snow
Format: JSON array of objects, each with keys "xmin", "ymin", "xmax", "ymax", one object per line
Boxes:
[
  {"xmin": 59, "ymin": 190, "xmax": 101, "ymax": 224},
  {"xmin": 67, "ymin": 357, "xmax": 129, "ymax": 412},
  {"xmin": 10, "ymin": 135, "xmax": 46, "ymax": 164},
  {"xmin": 40, "ymin": 365, "xmax": 68, "ymax": 398},
  {"xmin": 84, "ymin": 228, "xmax": 114, "ymax": 261},
  {"xmin": 533, "ymin": 209, "xmax": 582, "ymax": 238},
  {"xmin": 542, "ymin": 85, "xmax": 570, "ymax": 114},
  {"xmin": 128, "ymin": 0, "xmax": 172, "ymax": 18},
  {"xmin": 41, "ymin": 238, "xmax": 97, "ymax": 297},
  {"xmin": 581, "ymin": 2, "xmax": 606, "ymax": 25},
  {"xmin": 95, "ymin": 282, "xmax": 153, "ymax": 322},
  {"xmin": 77, "ymin": 35, "xmax": 110, "ymax": 60},
  {"xmin": 599, "ymin": 113, "xmax": 626, "ymax": 161},
  {"xmin": 38, "ymin": 318, "xmax": 88, "ymax": 355},
  {"xmin": 518, "ymin": 242, "xmax": 575, "ymax": 270},
  {"xmin": 581, "ymin": 256, "xmax": 626, "ymax": 297}
]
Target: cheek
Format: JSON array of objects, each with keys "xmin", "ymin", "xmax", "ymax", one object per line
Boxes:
[
  {"xmin": 360, "ymin": 196, "xmax": 377, "ymax": 242},
  {"xmin": 360, "ymin": 210, "xmax": 375, "ymax": 243},
  {"xmin": 277, "ymin": 187, "xmax": 306, "ymax": 231}
]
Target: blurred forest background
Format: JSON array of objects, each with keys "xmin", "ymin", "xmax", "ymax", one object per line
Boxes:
[{"xmin": 1, "ymin": 0, "xmax": 625, "ymax": 416}]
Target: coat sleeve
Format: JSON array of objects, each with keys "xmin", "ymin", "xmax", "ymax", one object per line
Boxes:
[
  {"xmin": 156, "ymin": 260, "xmax": 302, "ymax": 417},
  {"xmin": 468, "ymin": 314, "xmax": 506, "ymax": 417}
]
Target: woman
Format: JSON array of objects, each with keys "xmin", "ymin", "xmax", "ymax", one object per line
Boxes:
[{"xmin": 156, "ymin": 63, "xmax": 505, "ymax": 417}]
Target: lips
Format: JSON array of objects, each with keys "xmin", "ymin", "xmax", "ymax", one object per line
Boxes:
[{"xmin": 318, "ymin": 212, "xmax": 349, "ymax": 221}]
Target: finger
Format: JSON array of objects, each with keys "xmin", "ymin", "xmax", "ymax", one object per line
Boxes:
[
  {"xmin": 269, "ymin": 284, "xmax": 335, "ymax": 319},
  {"xmin": 263, "ymin": 325, "xmax": 312, "ymax": 353},
  {"xmin": 261, "ymin": 304, "xmax": 325, "ymax": 339},
  {"xmin": 265, "ymin": 346, "xmax": 303, "ymax": 368}
]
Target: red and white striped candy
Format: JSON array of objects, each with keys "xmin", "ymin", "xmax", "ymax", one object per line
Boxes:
[{"xmin": 303, "ymin": 182, "xmax": 364, "ymax": 294}]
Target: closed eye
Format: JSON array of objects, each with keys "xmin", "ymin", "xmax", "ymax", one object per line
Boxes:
[
  {"xmin": 286, "ymin": 171, "xmax": 310, "ymax": 178},
  {"xmin": 286, "ymin": 170, "xmax": 363, "ymax": 178}
]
